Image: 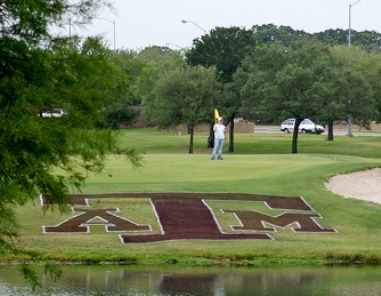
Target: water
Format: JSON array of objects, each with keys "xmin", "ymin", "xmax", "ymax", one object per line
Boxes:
[{"xmin": 1, "ymin": 264, "xmax": 381, "ymax": 295}]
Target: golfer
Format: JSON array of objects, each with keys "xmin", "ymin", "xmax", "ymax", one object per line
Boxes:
[{"xmin": 211, "ymin": 117, "xmax": 226, "ymax": 160}]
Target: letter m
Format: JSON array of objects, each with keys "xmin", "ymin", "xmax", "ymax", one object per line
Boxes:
[{"xmin": 223, "ymin": 210, "xmax": 336, "ymax": 233}]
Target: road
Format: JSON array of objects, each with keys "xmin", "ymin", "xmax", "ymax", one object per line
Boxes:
[{"xmin": 254, "ymin": 125, "xmax": 381, "ymax": 137}]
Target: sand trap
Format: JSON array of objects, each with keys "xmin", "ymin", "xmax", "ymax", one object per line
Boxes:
[{"xmin": 325, "ymin": 168, "xmax": 381, "ymax": 204}]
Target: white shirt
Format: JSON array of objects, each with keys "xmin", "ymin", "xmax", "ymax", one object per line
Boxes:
[{"xmin": 213, "ymin": 123, "xmax": 226, "ymax": 139}]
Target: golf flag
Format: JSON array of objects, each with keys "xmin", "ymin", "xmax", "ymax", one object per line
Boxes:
[{"xmin": 214, "ymin": 109, "xmax": 220, "ymax": 121}]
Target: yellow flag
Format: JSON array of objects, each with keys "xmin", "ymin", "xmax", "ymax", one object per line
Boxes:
[{"xmin": 214, "ymin": 109, "xmax": 220, "ymax": 121}]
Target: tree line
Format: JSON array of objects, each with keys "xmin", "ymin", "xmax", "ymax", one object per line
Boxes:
[{"xmin": 139, "ymin": 25, "xmax": 380, "ymax": 153}]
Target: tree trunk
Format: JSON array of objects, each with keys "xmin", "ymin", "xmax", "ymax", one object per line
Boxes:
[
  {"xmin": 188, "ymin": 126, "xmax": 194, "ymax": 154},
  {"xmin": 223, "ymin": 113, "xmax": 236, "ymax": 153},
  {"xmin": 327, "ymin": 120, "xmax": 334, "ymax": 141},
  {"xmin": 207, "ymin": 122, "xmax": 214, "ymax": 148},
  {"xmin": 292, "ymin": 118, "xmax": 302, "ymax": 154},
  {"xmin": 229, "ymin": 119, "xmax": 234, "ymax": 153}
]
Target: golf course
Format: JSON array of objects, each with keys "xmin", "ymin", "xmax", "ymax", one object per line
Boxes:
[{"xmin": 12, "ymin": 128, "xmax": 381, "ymax": 266}]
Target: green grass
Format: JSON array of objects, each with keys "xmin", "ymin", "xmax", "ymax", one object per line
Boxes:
[
  {"xmin": 11, "ymin": 128, "xmax": 381, "ymax": 265},
  {"xmin": 119, "ymin": 128, "xmax": 381, "ymax": 157}
]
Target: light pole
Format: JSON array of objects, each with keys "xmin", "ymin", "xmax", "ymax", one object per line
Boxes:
[
  {"xmin": 347, "ymin": 0, "xmax": 364, "ymax": 136},
  {"xmin": 95, "ymin": 16, "xmax": 116, "ymax": 52},
  {"xmin": 69, "ymin": 17, "xmax": 72, "ymax": 38},
  {"xmin": 349, "ymin": 0, "xmax": 363, "ymax": 47},
  {"xmin": 181, "ymin": 19, "xmax": 207, "ymax": 34}
]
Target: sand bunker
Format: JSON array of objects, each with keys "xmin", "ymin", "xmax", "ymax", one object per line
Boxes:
[{"xmin": 325, "ymin": 168, "xmax": 381, "ymax": 204}]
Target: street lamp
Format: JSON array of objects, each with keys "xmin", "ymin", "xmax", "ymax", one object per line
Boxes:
[
  {"xmin": 347, "ymin": 0, "xmax": 364, "ymax": 136},
  {"xmin": 181, "ymin": 19, "xmax": 207, "ymax": 34},
  {"xmin": 94, "ymin": 16, "xmax": 116, "ymax": 52}
]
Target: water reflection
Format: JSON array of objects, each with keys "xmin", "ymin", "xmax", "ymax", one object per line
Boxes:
[{"xmin": 1, "ymin": 264, "xmax": 381, "ymax": 295}]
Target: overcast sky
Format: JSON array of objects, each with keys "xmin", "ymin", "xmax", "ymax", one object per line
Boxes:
[{"xmin": 68, "ymin": 0, "xmax": 381, "ymax": 51}]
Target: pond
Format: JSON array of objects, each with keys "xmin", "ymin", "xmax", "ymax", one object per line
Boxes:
[{"xmin": 1, "ymin": 264, "xmax": 381, "ymax": 295}]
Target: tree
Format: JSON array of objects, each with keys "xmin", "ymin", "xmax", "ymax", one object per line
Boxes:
[
  {"xmin": 313, "ymin": 28, "xmax": 381, "ymax": 52},
  {"xmin": 97, "ymin": 50, "xmax": 146, "ymax": 129},
  {"xmin": 331, "ymin": 45, "xmax": 381, "ymax": 126},
  {"xmin": 251, "ymin": 25, "xmax": 381, "ymax": 53},
  {"xmin": 0, "ymin": 0, "xmax": 140, "ymax": 287},
  {"xmin": 239, "ymin": 40, "xmax": 377, "ymax": 148},
  {"xmin": 186, "ymin": 26, "xmax": 259, "ymax": 151},
  {"xmin": 135, "ymin": 46, "xmax": 187, "ymax": 122},
  {"xmin": 252, "ymin": 24, "xmax": 309, "ymax": 46},
  {"xmin": 237, "ymin": 42, "xmax": 291, "ymax": 122},
  {"xmin": 146, "ymin": 65, "xmax": 221, "ymax": 153},
  {"xmin": 100, "ymin": 103, "xmax": 140, "ymax": 129},
  {"xmin": 312, "ymin": 29, "xmax": 349, "ymax": 46},
  {"xmin": 319, "ymin": 67, "xmax": 374, "ymax": 141},
  {"xmin": 187, "ymin": 27, "xmax": 259, "ymax": 84},
  {"xmin": 239, "ymin": 41, "xmax": 345, "ymax": 152}
]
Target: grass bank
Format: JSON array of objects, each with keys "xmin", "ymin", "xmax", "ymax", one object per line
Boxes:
[{"xmin": 11, "ymin": 129, "xmax": 381, "ymax": 266}]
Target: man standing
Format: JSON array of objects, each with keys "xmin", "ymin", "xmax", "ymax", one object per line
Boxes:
[{"xmin": 211, "ymin": 117, "xmax": 226, "ymax": 160}]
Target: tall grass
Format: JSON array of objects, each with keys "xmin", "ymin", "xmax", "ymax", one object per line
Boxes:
[{"xmin": 13, "ymin": 128, "xmax": 381, "ymax": 265}]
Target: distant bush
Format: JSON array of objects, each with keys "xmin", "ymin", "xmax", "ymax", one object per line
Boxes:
[{"xmin": 98, "ymin": 104, "xmax": 140, "ymax": 129}]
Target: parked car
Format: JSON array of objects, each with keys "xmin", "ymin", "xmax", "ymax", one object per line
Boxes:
[
  {"xmin": 40, "ymin": 108, "xmax": 67, "ymax": 118},
  {"xmin": 281, "ymin": 118, "xmax": 325, "ymax": 134}
]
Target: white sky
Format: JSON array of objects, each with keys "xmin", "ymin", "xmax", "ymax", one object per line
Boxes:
[{"xmin": 69, "ymin": 0, "xmax": 381, "ymax": 51}]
